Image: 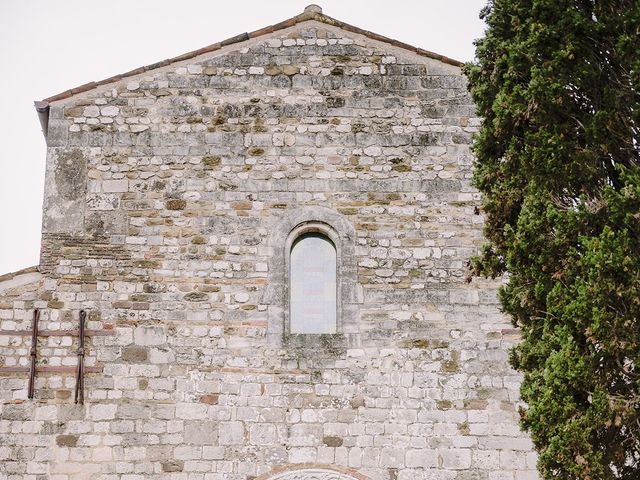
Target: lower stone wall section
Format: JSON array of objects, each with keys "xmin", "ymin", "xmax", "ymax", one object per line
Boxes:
[{"xmin": 0, "ymin": 289, "xmax": 538, "ymax": 480}]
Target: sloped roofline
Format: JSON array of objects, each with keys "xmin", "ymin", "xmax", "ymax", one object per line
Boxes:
[
  {"xmin": 0, "ymin": 265, "xmax": 41, "ymax": 293},
  {"xmin": 34, "ymin": 5, "xmax": 463, "ymax": 139}
]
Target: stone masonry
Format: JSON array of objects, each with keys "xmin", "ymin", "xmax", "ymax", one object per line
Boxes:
[{"xmin": 0, "ymin": 6, "xmax": 539, "ymax": 480}]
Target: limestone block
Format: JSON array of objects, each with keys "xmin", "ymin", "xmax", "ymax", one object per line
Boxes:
[
  {"xmin": 380, "ymin": 448, "xmax": 405, "ymax": 467},
  {"xmin": 175, "ymin": 403, "xmax": 208, "ymax": 420},
  {"xmin": 184, "ymin": 421, "xmax": 218, "ymax": 445},
  {"xmin": 134, "ymin": 326, "xmax": 166, "ymax": 346},
  {"xmin": 288, "ymin": 447, "xmax": 316, "ymax": 463},
  {"xmin": 102, "ymin": 179, "xmax": 128, "ymax": 193},
  {"xmin": 440, "ymin": 448, "xmax": 472, "ymax": 469},
  {"xmin": 90, "ymin": 404, "xmax": 117, "ymax": 421},
  {"xmin": 101, "ymin": 106, "xmax": 119, "ymax": 117},
  {"xmin": 249, "ymin": 423, "xmax": 277, "ymax": 445},
  {"xmin": 174, "ymin": 446, "xmax": 202, "ymax": 460},
  {"xmin": 218, "ymin": 421, "xmax": 245, "ymax": 445}
]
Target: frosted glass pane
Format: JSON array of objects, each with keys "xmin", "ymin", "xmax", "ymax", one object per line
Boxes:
[{"xmin": 290, "ymin": 233, "xmax": 337, "ymax": 334}]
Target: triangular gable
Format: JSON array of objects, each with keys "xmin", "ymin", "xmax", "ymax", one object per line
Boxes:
[{"xmin": 34, "ymin": 5, "xmax": 463, "ymax": 139}]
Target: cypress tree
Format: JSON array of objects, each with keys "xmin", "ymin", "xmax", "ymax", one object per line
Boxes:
[{"xmin": 466, "ymin": 0, "xmax": 640, "ymax": 478}]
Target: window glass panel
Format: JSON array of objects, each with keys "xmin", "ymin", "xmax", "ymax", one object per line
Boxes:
[{"xmin": 290, "ymin": 233, "xmax": 337, "ymax": 334}]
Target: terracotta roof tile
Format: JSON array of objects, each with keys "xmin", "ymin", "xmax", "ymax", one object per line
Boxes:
[
  {"xmin": 272, "ymin": 18, "xmax": 299, "ymax": 30},
  {"xmin": 145, "ymin": 59, "xmax": 172, "ymax": 70},
  {"xmin": 249, "ymin": 26, "xmax": 275, "ymax": 38},
  {"xmin": 96, "ymin": 75, "xmax": 123, "ymax": 86},
  {"xmin": 221, "ymin": 32, "xmax": 250, "ymax": 47},
  {"xmin": 119, "ymin": 66, "xmax": 147, "ymax": 77},
  {"xmin": 193, "ymin": 44, "xmax": 222, "ymax": 56}
]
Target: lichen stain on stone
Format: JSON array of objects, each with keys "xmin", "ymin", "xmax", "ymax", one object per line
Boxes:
[
  {"xmin": 400, "ymin": 338, "xmax": 431, "ymax": 349},
  {"xmin": 400, "ymin": 338, "xmax": 450, "ymax": 349},
  {"xmin": 85, "ymin": 214, "xmax": 106, "ymax": 236},
  {"xmin": 184, "ymin": 291, "xmax": 209, "ymax": 302},
  {"xmin": 441, "ymin": 351, "xmax": 461, "ymax": 373},
  {"xmin": 55, "ymin": 434, "xmax": 78, "ymax": 447},
  {"xmin": 55, "ymin": 149, "xmax": 86, "ymax": 200}
]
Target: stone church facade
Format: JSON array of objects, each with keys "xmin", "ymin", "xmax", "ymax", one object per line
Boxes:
[{"xmin": 0, "ymin": 6, "xmax": 538, "ymax": 480}]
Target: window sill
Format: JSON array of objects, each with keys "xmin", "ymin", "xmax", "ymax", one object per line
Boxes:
[{"xmin": 284, "ymin": 333, "xmax": 347, "ymax": 354}]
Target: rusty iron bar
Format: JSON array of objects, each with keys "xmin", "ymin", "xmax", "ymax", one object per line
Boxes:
[
  {"xmin": 0, "ymin": 329, "xmax": 114, "ymax": 337},
  {"xmin": 74, "ymin": 310, "xmax": 86, "ymax": 404},
  {"xmin": 27, "ymin": 309, "xmax": 40, "ymax": 399},
  {"xmin": 0, "ymin": 365, "xmax": 103, "ymax": 374}
]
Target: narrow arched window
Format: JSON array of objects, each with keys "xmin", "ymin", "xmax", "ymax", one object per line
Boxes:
[{"xmin": 289, "ymin": 232, "xmax": 337, "ymax": 334}]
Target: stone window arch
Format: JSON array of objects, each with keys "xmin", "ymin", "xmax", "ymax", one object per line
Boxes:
[
  {"xmin": 287, "ymin": 222, "xmax": 339, "ymax": 335},
  {"xmin": 264, "ymin": 206, "xmax": 359, "ymax": 346}
]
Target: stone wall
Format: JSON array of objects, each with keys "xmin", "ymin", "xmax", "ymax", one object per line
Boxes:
[{"xmin": 0, "ymin": 19, "xmax": 538, "ymax": 480}]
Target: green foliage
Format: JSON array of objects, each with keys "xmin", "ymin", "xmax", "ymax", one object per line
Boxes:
[{"xmin": 466, "ymin": 0, "xmax": 640, "ymax": 478}]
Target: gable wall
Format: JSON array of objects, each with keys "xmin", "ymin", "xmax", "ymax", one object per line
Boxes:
[{"xmin": 0, "ymin": 22, "xmax": 538, "ymax": 480}]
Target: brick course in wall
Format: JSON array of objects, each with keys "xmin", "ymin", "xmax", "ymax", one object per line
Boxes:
[{"xmin": 0, "ymin": 8, "xmax": 539, "ymax": 480}]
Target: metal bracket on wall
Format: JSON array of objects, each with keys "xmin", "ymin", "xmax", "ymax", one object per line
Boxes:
[
  {"xmin": 74, "ymin": 310, "xmax": 86, "ymax": 404},
  {"xmin": 27, "ymin": 309, "xmax": 40, "ymax": 399},
  {"xmin": 0, "ymin": 309, "xmax": 115, "ymax": 401}
]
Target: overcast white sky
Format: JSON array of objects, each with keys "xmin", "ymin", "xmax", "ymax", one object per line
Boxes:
[{"xmin": 0, "ymin": 0, "xmax": 487, "ymax": 274}]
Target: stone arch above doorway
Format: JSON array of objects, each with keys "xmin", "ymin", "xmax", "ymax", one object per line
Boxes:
[{"xmin": 257, "ymin": 466, "xmax": 368, "ymax": 480}]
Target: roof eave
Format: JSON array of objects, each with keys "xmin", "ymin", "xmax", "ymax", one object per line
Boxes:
[{"xmin": 34, "ymin": 101, "xmax": 49, "ymax": 143}]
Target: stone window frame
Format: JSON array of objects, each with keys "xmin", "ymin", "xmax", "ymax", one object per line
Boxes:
[
  {"xmin": 264, "ymin": 206, "xmax": 358, "ymax": 347},
  {"xmin": 286, "ymin": 221, "xmax": 340, "ymax": 335}
]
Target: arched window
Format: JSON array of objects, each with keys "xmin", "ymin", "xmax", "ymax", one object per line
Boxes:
[
  {"xmin": 267, "ymin": 210, "xmax": 356, "ymax": 345},
  {"xmin": 289, "ymin": 231, "xmax": 337, "ymax": 334}
]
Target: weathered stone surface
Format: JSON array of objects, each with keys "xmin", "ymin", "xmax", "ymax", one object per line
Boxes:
[
  {"xmin": 161, "ymin": 460, "xmax": 184, "ymax": 472},
  {"xmin": 165, "ymin": 198, "xmax": 187, "ymax": 210},
  {"xmin": 0, "ymin": 17, "xmax": 538, "ymax": 480},
  {"xmin": 264, "ymin": 469, "xmax": 362, "ymax": 480},
  {"xmin": 55, "ymin": 435, "xmax": 78, "ymax": 447},
  {"xmin": 120, "ymin": 346, "xmax": 148, "ymax": 362},
  {"xmin": 133, "ymin": 326, "xmax": 166, "ymax": 346}
]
